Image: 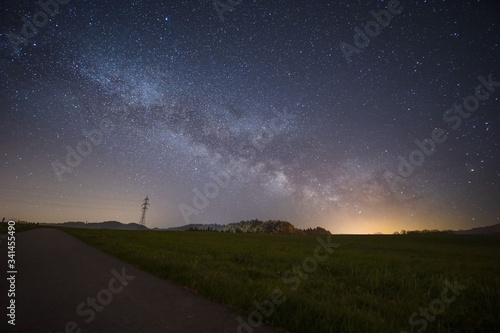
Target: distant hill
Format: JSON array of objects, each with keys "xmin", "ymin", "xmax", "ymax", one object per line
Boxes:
[
  {"xmin": 167, "ymin": 219, "xmax": 330, "ymax": 235},
  {"xmin": 51, "ymin": 221, "xmax": 148, "ymax": 230},
  {"xmin": 395, "ymin": 223, "xmax": 500, "ymax": 235},
  {"xmin": 454, "ymin": 223, "xmax": 500, "ymax": 234},
  {"xmin": 44, "ymin": 219, "xmax": 329, "ymax": 234}
]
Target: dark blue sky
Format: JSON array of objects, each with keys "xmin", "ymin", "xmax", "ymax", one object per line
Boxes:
[{"xmin": 0, "ymin": 0, "xmax": 499, "ymax": 233}]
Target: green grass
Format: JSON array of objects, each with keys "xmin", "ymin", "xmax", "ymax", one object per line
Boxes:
[
  {"xmin": 59, "ymin": 228, "xmax": 499, "ymax": 333},
  {"xmin": 0, "ymin": 221, "xmax": 40, "ymax": 234}
]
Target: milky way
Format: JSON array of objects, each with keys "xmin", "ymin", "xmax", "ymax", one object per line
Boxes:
[{"xmin": 0, "ymin": 0, "xmax": 499, "ymax": 233}]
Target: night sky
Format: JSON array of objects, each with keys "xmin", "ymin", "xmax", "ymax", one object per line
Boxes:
[{"xmin": 0, "ymin": 0, "xmax": 499, "ymax": 234}]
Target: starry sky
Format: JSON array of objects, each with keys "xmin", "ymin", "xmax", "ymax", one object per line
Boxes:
[{"xmin": 0, "ymin": 0, "xmax": 499, "ymax": 234}]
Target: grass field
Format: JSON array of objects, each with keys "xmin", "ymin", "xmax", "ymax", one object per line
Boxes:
[{"xmin": 58, "ymin": 228, "xmax": 499, "ymax": 333}]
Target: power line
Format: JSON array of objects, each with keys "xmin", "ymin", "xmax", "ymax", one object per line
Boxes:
[{"xmin": 0, "ymin": 183, "xmax": 141, "ymax": 210}]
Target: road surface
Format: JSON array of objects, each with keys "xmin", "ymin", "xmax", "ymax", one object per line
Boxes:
[{"xmin": 0, "ymin": 228, "xmax": 281, "ymax": 333}]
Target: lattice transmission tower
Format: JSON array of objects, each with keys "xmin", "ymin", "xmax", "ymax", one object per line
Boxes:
[{"xmin": 139, "ymin": 196, "xmax": 150, "ymax": 226}]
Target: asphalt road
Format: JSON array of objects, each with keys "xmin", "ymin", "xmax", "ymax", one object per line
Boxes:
[{"xmin": 0, "ymin": 228, "xmax": 281, "ymax": 333}]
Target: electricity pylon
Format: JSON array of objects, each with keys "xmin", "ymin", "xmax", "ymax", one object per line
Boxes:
[{"xmin": 139, "ymin": 196, "xmax": 150, "ymax": 226}]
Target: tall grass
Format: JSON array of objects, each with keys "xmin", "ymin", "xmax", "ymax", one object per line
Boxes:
[{"xmin": 61, "ymin": 228, "xmax": 500, "ymax": 333}]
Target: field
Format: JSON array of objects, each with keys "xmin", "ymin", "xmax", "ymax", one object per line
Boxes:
[{"xmin": 57, "ymin": 228, "xmax": 499, "ymax": 333}]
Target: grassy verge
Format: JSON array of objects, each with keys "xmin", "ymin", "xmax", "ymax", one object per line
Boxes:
[
  {"xmin": 0, "ymin": 221, "xmax": 40, "ymax": 234},
  {"xmin": 60, "ymin": 228, "xmax": 500, "ymax": 333}
]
